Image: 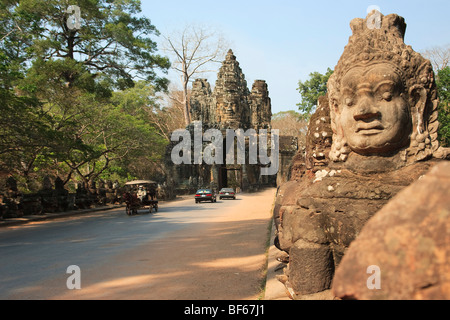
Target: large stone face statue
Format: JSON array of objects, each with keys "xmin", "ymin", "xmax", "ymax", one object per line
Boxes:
[
  {"xmin": 273, "ymin": 11, "xmax": 448, "ymax": 299},
  {"xmin": 327, "ymin": 12, "xmax": 444, "ymax": 169}
]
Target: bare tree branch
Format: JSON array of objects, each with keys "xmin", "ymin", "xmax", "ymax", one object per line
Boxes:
[
  {"xmin": 162, "ymin": 24, "xmax": 229, "ymax": 126},
  {"xmin": 421, "ymin": 44, "xmax": 450, "ymax": 72}
]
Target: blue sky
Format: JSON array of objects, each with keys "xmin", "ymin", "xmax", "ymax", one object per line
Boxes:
[{"xmin": 140, "ymin": 0, "xmax": 450, "ymax": 114}]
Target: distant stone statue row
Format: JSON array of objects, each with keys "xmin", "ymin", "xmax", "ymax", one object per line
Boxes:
[{"xmin": 0, "ymin": 176, "xmax": 172, "ymax": 219}]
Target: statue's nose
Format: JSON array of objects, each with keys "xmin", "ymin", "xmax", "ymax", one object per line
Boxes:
[{"xmin": 353, "ymin": 97, "xmax": 380, "ymax": 121}]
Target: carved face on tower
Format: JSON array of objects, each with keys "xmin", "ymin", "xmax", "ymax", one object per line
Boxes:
[{"xmin": 327, "ymin": 12, "xmax": 441, "ymax": 164}]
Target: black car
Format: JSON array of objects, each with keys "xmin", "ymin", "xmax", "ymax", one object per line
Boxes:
[
  {"xmin": 219, "ymin": 188, "xmax": 236, "ymax": 200},
  {"xmin": 195, "ymin": 189, "xmax": 217, "ymax": 203}
]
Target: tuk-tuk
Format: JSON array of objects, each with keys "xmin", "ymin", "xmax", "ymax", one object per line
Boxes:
[{"xmin": 122, "ymin": 180, "xmax": 158, "ymax": 215}]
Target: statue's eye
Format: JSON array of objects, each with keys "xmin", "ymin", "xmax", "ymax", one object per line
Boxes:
[
  {"xmin": 345, "ymin": 97, "xmax": 354, "ymax": 106},
  {"xmin": 382, "ymin": 92, "xmax": 392, "ymax": 101}
]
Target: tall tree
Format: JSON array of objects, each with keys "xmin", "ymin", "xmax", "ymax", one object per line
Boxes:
[
  {"xmin": 297, "ymin": 68, "xmax": 333, "ymax": 120},
  {"xmin": 421, "ymin": 45, "xmax": 450, "ymax": 147},
  {"xmin": 110, "ymin": 81, "xmax": 183, "ymax": 179},
  {"xmin": 421, "ymin": 44, "xmax": 450, "ymax": 72},
  {"xmin": 1, "ymin": 0, "xmax": 170, "ymax": 90},
  {"xmin": 271, "ymin": 110, "xmax": 308, "ymax": 146},
  {"xmin": 111, "ymin": 80, "xmax": 184, "ymax": 142},
  {"xmin": 0, "ymin": 0, "xmax": 170, "ymax": 189},
  {"xmin": 162, "ymin": 24, "xmax": 228, "ymax": 125},
  {"xmin": 436, "ymin": 66, "xmax": 450, "ymax": 147}
]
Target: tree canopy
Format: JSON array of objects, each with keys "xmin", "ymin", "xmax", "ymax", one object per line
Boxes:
[
  {"xmin": 271, "ymin": 110, "xmax": 308, "ymax": 146},
  {"xmin": 1, "ymin": 0, "xmax": 170, "ymax": 90},
  {"xmin": 0, "ymin": 0, "xmax": 171, "ymax": 191},
  {"xmin": 436, "ymin": 66, "xmax": 450, "ymax": 147},
  {"xmin": 296, "ymin": 67, "xmax": 333, "ymax": 119}
]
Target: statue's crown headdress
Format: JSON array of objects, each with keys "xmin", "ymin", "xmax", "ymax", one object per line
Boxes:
[{"xmin": 331, "ymin": 11, "xmax": 433, "ymax": 92}]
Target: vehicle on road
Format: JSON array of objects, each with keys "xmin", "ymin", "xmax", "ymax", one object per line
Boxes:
[
  {"xmin": 195, "ymin": 189, "xmax": 217, "ymax": 203},
  {"xmin": 123, "ymin": 180, "xmax": 159, "ymax": 215},
  {"xmin": 218, "ymin": 188, "xmax": 236, "ymax": 200}
]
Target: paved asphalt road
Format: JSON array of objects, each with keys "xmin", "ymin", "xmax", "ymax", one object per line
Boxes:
[{"xmin": 0, "ymin": 189, "xmax": 276, "ymax": 299}]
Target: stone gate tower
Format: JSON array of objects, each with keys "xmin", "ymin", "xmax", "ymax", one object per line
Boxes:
[
  {"xmin": 170, "ymin": 49, "xmax": 279, "ymax": 193},
  {"xmin": 190, "ymin": 49, "xmax": 271, "ymax": 131}
]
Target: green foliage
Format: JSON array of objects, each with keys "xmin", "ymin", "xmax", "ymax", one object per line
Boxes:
[
  {"xmin": 436, "ymin": 66, "xmax": 450, "ymax": 147},
  {"xmin": 0, "ymin": 86, "xmax": 60, "ymax": 171},
  {"xmin": 111, "ymin": 80, "xmax": 157, "ymax": 118},
  {"xmin": 0, "ymin": 0, "xmax": 171, "ymax": 191},
  {"xmin": 297, "ymin": 68, "xmax": 333, "ymax": 119},
  {"xmin": 1, "ymin": 0, "xmax": 170, "ymax": 91}
]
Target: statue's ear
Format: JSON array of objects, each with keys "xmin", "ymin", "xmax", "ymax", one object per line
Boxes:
[
  {"xmin": 408, "ymin": 84, "xmax": 427, "ymax": 134},
  {"xmin": 329, "ymin": 97, "xmax": 341, "ymax": 131}
]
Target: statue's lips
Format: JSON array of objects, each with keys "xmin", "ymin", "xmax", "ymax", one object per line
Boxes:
[{"xmin": 355, "ymin": 122, "xmax": 384, "ymax": 135}]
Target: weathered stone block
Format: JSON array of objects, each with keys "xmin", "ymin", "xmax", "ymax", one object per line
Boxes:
[
  {"xmin": 332, "ymin": 161, "xmax": 450, "ymax": 300},
  {"xmin": 289, "ymin": 240, "xmax": 334, "ymax": 295}
]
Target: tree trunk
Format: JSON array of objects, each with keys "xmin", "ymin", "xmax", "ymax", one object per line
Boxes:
[{"xmin": 182, "ymin": 71, "xmax": 191, "ymax": 126}]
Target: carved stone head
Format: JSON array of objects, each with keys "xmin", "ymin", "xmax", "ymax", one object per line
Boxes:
[
  {"xmin": 305, "ymin": 95, "xmax": 332, "ymax": 171},
  {"xmin": 327, "ymin": 12, "xmax": 441, "ymax": 165}
]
